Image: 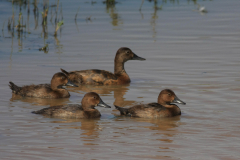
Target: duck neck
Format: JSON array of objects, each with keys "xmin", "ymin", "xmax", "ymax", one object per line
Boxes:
[
  {"xmin": 51, "ymin": 83, "xmax": 58, "ymax": 90},
  {"xmin": 164, "ymin": 104, "xmax": 181, "ymax": 116},
  {"xmin": 114, "ymin": 61, "xmax": 131, "ymax": 84},
  {"xmin": 114, "ymin": 60, "xmax": 126, "ymax": 75},
  {"xmin": 83, "ymin": 108, "xmax": 101, "ymax": 118},
  {"xmin": 51, "ymin": 82, "xmax": 66, "ymax": 91},
  {"xmin": 82, "ymin": 103, "xmax": 95, "ymax": 111}
]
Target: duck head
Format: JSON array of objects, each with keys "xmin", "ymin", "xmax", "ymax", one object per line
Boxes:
[
  {"xmin": 51, "ymin": 72, "xmax": 78, "ymax": 89},
  {"xmin": 158, "ymin": 89, "xmax": 186, "ymax": 105},
  {"xmin": 81, "ymin": 92, "xmax": 111, "ymax": 110}
]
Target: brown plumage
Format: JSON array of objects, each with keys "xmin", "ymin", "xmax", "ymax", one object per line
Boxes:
[
  {"xmin": 115, "ymin": 89, "xmax": 186, "ymax": 118},
  {"xmin": 32, "ymin": 92, "xmax": 111, "ymax": 119},
  {"xmin": 9, "ymin": 72, "xmax": 78, "ymax": 99},
  {"xmin": 61, "ymin": 47, "xmax": 145, "ymax": 85}
]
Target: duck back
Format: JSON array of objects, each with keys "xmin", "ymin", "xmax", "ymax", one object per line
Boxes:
[
  {"xmin": 70, "ymin": 69, "xmax": 118, "ymax": 85},
  {"xmin": 32, "ymin": 104, "xmax": 101, "ymax": 119}
]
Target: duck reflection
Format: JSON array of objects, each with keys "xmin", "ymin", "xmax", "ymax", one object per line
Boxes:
[
  {"xmin": 80, "ymin": 119, "xmax": 100, "ymax": 138},
  {"xmin": 78, "ymin": 119, "xmax": 101, "ymax": 145},
  {"xmin": 9, "ymin": 83, "xmax": 135, "ymax": 108},
  {"xmin": 140, "ymin": 116, "xmax": 181, "ymax": 151},
  {"xmin": 52, "ymin": 118, "xmax": 101, "ymax": 139},
  {"xmin": 10, "ymin": 94, "xmax": 70, "ymax": 107},
  {"xmin": 134, "ymin": 116, "xmax": 181, "ymax": 131},
  {"xmin": 112, "ymin": 115, "xmax": 182, "ymax": 157},
  {"xmin": 71, "ymin": 84, "xmax": 135, "ymax": 107},
  {"xmin": 114, "ymin": 115, "xmax": 181, "ymax": 132},
  {"xmin": 113, "ymin": 115, "xmax": 181, "ymax": 145}
]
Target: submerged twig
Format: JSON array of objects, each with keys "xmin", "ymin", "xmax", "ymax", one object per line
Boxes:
[
  {"xmin": 139, "ymin": 0, "xmax": 144, "ymax": 11},
  {"xmin": 86, "ymin": 16, "xmax": 92, "ymax": 22},
  {"xmin": 39, "ymin": 44, "xmax": 49, "ymax": 53},
  {"xmin": 2, "ymin": 19, "xmax": 6, "ymax": 31},
  {"xmin": 75, "ymin": 7, "xmax": 80, "ymax": 21},
  {"xmin": 154, "ymin": 5, "xmax": 163, "ymax": 10},
  {"xmin": 55, "ymin": 0, "xmax": 59, "ymax": 24},
  {"xmin": 60, "ymin": 3, "xmax": 63, "ymax": 21},
  {"xmin": 41, "ymin": 8, "xmax": 48, "ymax": 25},
  {"xmin": 16, "ymin": 12, "xmax": 26, "ymax": 31}
]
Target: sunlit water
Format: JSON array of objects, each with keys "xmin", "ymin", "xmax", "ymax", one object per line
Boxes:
[{"xmin": 0, "ymin": 0, "xmax": 240, "ymax": 159}]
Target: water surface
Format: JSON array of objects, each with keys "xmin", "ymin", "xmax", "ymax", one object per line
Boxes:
[{"xmin": 0, "ymin": 0, "xmax": 240, "ymax": 159}]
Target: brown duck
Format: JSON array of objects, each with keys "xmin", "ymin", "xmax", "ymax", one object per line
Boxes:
[
  {"xmin": 61, "ymin": 47, "xmax": 146, "ymax": 85},
  {"xmin": 9, "ymin": 72, "xmax": 78, "ymax": 98},
  {"xmin": 115, "ymin": 89, "xmax": 186, "ymax": 118},
  {"xmin": 32, "ymin": 92, "xmax": 111, "ymax": 119}
]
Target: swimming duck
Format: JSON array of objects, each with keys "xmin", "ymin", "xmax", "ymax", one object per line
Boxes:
[
  {"xmin": 61, "ymin": 47, "xmax": 145, "ymax": 85},
  {"xmin": 115, "ymin": 89, "xmax": 186, "ymax": 118},
  {"xmin": 32, "ymin": 92, "xmax": 111, "ymax": 119},
  {"xmin": 9, "ymin": 72, "xmax": 78, "ymax": 98}
]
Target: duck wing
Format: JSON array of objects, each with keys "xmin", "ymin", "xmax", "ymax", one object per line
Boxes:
[
  {"xmin": 32, "ymin": 104, "xmax": 83, "ymax": 116},
  {"xmin": 72, "ymin": 69, "xmax": 117, "ymax": 85},
  {"xmin": 9, "ymin": 82, "xmax": 51, "ymax": 97},
  {"xmin": 146, "ymin": 103, "xmax": 166, "ymax": 111}
]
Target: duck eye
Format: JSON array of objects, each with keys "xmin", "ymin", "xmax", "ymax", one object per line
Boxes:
[
  {"xmin": 93, "ymin": 96, "xmax": 96, "ymax": 99},
  {"xmin": 168, "ymin": 93, "xmax": 171, "ymax": 96},
  {"xmin": 126, "ymin": 51, "xmax": 130, "ymax": 54}
]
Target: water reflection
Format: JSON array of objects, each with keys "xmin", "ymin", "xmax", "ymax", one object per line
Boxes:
[
  {"xmin": 54, "ymin": 36, "xmax": 63, "ymax": 54},
  {"xmin": 139, "ymin": 0, "xmax": 210, "ymax": 40},
  {"xmin": 4, "ymin": 0, "xmax": 63, "ymax": 53},
  {"xmin": 33, "ymin": 0, "xmax": 39, "ymax": 30},
  {"xmin": 114, "ymin": 115, "xmax": 181, "ymax": 132},
  {"xmin": 80, "ymin": 119, "xmax": 100, "ymax": 141},
  {"xmin": 72, "ymin": 84, "xmax": 135, "ymax": 107},
  {"xmin": 150, "ymin": 0, "xmax": 159, "ymax": 41},
  {"xmin": 53, "ymin": 118, "xmax": 101, "ymax": 142},
  {"xmin": 2, "ymin": 0, "xmax": 212, "ymax": 54},
  {"xmin": 9, "ymin": 83, "xmax": 135, "ymax": 108},
  {"xmin": 135, "ymin": 116, "xmax": 181, "ymax": 131},
  {"xmin": 131, "ymin": 116, "xmax": 180, "ymax": 148},
  {"xmin": 104, "ymin": 0, "xmax": 122, "ymax": 27},
  {"xmin": 137, "ymin": 116, "xmax": 181, "ymax": 152},
  {"xmin": 10, "ymin": 94, "xmax": 70, "ymax": 107},
  {"xmin": 140, "ymin": 0, "xmax": 163, "ymax": 41},
  {"xmin": 112, "ymin": 116, "xmax": 181, "ymax": 155},
  {"xmin": 74, "ymin": 6, "xmax": 80, "ymax": 32}
]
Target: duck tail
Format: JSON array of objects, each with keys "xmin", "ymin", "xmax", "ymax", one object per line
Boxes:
[
  {"xmin": 31, "ymin": 108, "xmax": 45, "ymax": 114},
  {"xmin": 60, "ymin": 68, "xmax": 69, "ymax": 76},
  {"xmin": 115, "ymin": 105, "xmax": 129, "ymax": 115},
  {"xmin": 9, "ymin": 81, "xmax": 21, "ymax": 94},
  {"xmin": 31, "ymin": 110, "xmax": 40, "ymax": 114}
]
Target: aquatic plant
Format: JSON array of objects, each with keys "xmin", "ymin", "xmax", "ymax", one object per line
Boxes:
[{"xmin": 54, "ymin": 20, "xmax": 64, "ymax": 37}]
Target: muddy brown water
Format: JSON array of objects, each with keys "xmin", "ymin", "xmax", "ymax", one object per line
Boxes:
[{"xmin": 0, "ymin": 0, "xmax": 240, "ymax": 159}]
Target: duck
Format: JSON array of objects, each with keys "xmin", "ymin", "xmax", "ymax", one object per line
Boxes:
[
  {"xmin": 115, "ymin": 89, "xmax": 186, "ymax": 118},
  {"xmin": 9, "ymin": 71, "xmax": 78, "ymax": 99},
  {"xmin": 32, "ymin": 92, "xmax": 111, "ymax": 119},
  {"xmin": 61, "ymin": 47, "xmax": 146, "ymax": 85}
]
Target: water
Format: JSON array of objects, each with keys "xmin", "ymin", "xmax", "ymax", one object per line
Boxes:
[{"xmin": 0, "ymin": 0, "xmax": 240, "ymax": 159}]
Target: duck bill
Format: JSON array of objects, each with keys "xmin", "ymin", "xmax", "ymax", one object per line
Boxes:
[
  {"xmin": 172, "ymin": 96, "xmax": 186, "ymax": 105},
  {"xmin": 132, "ymin": 53, "xmax": 146, "ymax": 61},
  {"xmin": 97, "ymin": 99, "xmax": 111, "ymax": 108},
  {"xmin": 66, "ymin": 80, "xmax": 78, "ymax": 87}
]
